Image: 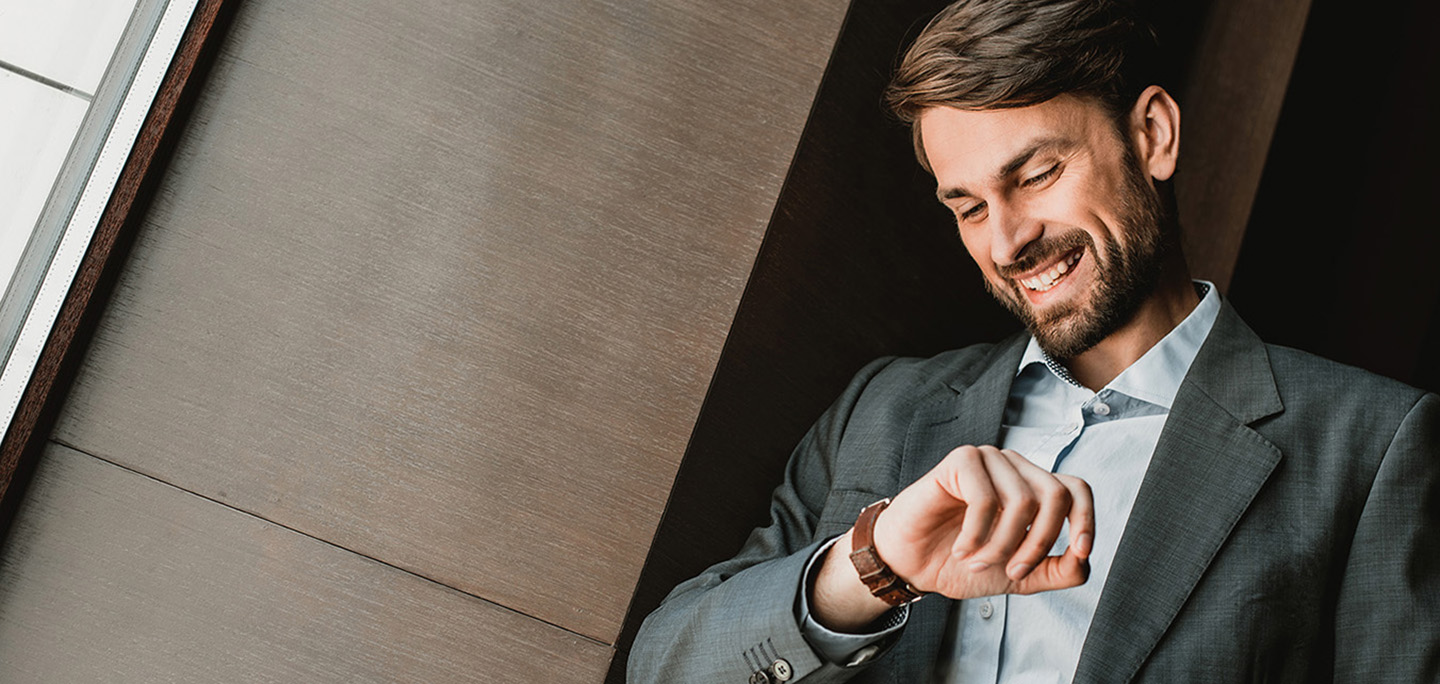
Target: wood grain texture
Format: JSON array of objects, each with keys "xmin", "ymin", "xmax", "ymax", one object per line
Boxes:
[
  {"xmin": 51, "ymin": 0, "xmax": 847, "ymax": 643},
  {"xmin": 0, "ymin": 443, "xmax": 610, "ymax": 682},
  {"xmin": 1, "ymin": 0, "xmax": 233, "ymax": 527},
  {"xmin": 1176, "ymin": 0, "xmax": 1313, "ymax": 290}
]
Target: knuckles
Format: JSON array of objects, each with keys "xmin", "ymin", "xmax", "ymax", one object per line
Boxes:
[
  {"xmin": 946, "ymin": 445, "xmax": 983, "ymax": 462},
  {"xmin": 1009, "ymin": 497, "xmax": 1040, "ymax": 519},
  {"xmin": 1039, "ymin": 482, "xmax": 1071, "ymax": 509}
]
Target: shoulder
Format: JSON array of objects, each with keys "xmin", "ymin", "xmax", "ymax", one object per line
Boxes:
[
  {"xmin": 836, "ymin": 337, "xmax": 1017, "ymax": 418},
  {"xmin": 1262, "ymin": 342, "xmax": 1429, "ymax": 420},
  {"xmin": 864, "ymin": 341, "xmax": 1004, "ymax": 391},
  {"xmin": 813, "ymin": 336, "xmax": 1020, "ymax": 453},
  {"xmin": 1248, "ymin": 342, "xmax": 1435, "ymax": 489}
]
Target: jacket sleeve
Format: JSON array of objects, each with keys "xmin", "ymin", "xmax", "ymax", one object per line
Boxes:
[
  {"xmin": 1333, "ymin": 391, "xmax": 1440, "ymax": 680},
  {"xmin": 627, "ymin": 357, "xmax": 905, "ymax": 684}
]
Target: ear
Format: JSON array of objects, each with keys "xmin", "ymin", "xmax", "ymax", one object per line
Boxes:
[{"xmin": 1128, "ymin": 85, "xmax": 1181, "ymax": 182}]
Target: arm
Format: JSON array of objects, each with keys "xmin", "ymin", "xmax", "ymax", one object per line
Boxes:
[
  {"xmin": 628, "ymin": 358, "xmax": 901, "ymax": 684},
  {"xmin": 1333, "ymin": 392, "xmax": 1440, "ymax": 680},
  {"xmin": 630, "ymin": 355, "xmax": 1097, "ymax": 682},
  {"xmin": 811, "ymin": 445, "xmax": 1094, "ymax": 631}
]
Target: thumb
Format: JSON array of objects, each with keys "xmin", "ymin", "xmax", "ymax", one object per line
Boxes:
[{"xmin": 1011, "ymin": 548, "xmax": 1090, "ymax": 595}]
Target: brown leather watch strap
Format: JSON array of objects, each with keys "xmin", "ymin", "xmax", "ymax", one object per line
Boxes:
[{"xmin": 848, "ymin": 498, "xmax": 925, "ymax": 607}]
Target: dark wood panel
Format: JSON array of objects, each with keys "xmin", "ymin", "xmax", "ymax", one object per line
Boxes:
[
  {"xmin": 1175, "ymin": 0, "xmax": 1313, "ymax": 290},
  {"xmin": 0, "ymin": 443, "xmax": 610, "ymax": 682},
  {"xmin": 51, "ymin": 0, "xmax": 847, "ymax": 643}
]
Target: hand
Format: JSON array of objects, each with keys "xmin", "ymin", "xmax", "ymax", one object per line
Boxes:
[
  {"xmin": 876, "ymin": 444, "xmax": 1094, "ymax": 599},
  {"xmin": 811, "ymin": 445, "xmax": 1093, "ymax": 631}
]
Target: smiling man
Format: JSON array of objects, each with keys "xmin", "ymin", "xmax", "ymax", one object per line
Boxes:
[{"xmin": 629, "ymin": 1, "xmax": 1440, "ymax": 682}]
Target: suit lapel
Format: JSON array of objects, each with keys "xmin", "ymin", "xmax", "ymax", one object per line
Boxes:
[
  {"xmin": 899, "ymin": 333, "xmax": 1028, "ymax": 486},
  {"xmin": 1073, "ymin": 301, "xmax": 1284, "ymax": 683},
  {"xmin": 894, "ymin": 334, "xmax": 1027, "ymax": 682}
]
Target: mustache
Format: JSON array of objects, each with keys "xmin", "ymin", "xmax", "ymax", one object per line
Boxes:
[{"xmin": 995, "ymin": 232, "xmax": 1093, "ymax": 279}]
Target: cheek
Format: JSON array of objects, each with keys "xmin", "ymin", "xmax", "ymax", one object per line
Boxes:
[{"xmin": 1035, "ymin": 170, "xmax": 1110, "ymax": 224}]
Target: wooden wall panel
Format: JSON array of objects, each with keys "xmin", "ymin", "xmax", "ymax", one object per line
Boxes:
[
  {"xmin": 1175, "ymin": 0, "xmax": 1313, "ymax": 289},
  {"xmin": 49, "ymin": 0, "xmax": 848, "ymax": 645},
  {"xmin": 0, "ymin": 444, "xmax": 610, "ymax": 682}
]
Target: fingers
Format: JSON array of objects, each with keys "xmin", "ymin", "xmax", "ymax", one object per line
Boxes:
[
  {"xmin": 959, "ymin": 446, "xmax": 1037, "ymax": 574},
  {"xmin": 1057, "ymin": 473, "xmax": 1095, "ymax": 559},
  {"xmin": 999, "ymin": 450, "xmax": 1073, "ymax": 580},
  {"xmin": 885, "ymin": 444, "xmax": 1096, "ymax": 600},
  {"xmin": 1010, "ymin": 471, "xmax": 1095, "ymax": 593},
  {"xmin": 935, "ymin": 446, "xmax": 998, "ymax": 559},
  {"xmin": 1013, "ymin": 545, "xmax": 1091, "ymax": 594},
  {"xmin": 944, "ymin": 447, "xmax": 1095, "ymax": 584}
]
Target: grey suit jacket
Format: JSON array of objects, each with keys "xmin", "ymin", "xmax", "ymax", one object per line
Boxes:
[{"xmin": 629, "ymin": 301, "xmax": 1440, "ymax": 683}]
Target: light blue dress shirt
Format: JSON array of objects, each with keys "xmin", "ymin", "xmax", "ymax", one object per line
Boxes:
[{"xmin": 801, "ymin": 281, "xmax": 1220, "ymax": 681}]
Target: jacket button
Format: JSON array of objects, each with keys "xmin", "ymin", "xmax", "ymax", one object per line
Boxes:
[
  {"xmin": 772, "ymin": 658, "xmax": 793, "ymax": 681},
  {"xmin": 749, "ymin": 671, "xmax": 770, "ymax": 684}
]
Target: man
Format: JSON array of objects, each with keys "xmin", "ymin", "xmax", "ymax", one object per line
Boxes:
[{"xmin": 629, "ymin": 1, "xmax": 1439, "ymax": 681}]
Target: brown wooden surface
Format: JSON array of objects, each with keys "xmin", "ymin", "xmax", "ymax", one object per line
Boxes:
[
  {"xmin": 1175, "ymin": 0, "xmax": 1314, "ymax": 290},
  {"xmin": 0, "ymin": 443, "xmax": 610, "ymax": 682},
  {"xmin": 50, "ymin": 0, "xmax": 848, "ymax": 645},
  {"xmin": 0, "ymin": 0, "xmax": 233, "ymax": 529}
]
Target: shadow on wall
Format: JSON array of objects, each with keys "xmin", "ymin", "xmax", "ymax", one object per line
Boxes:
[{"xmin": 1228, "ymin": 0, "xmax": 1440, "ymax": 393}]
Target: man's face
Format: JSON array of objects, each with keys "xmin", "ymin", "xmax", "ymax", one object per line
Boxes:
[{"xmin": 919, "ymin": 96, "xmax": 1168, "ymax": 359}]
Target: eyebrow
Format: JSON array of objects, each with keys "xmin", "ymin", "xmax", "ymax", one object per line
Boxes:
[{"xmin": 936, "ymin": 136, "xmax": 1071, "ymax": 202}]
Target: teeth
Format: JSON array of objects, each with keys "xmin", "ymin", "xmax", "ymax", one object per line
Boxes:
[{"xmin": 1021, "ymin": 251, "xmax": 1082, "ymax": 292}]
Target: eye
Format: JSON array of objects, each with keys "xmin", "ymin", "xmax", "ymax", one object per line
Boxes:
[
  {"xmin": 1022, "ymin": 163, "xmax": 1061, "ymax": 188},
  {"xmin": 958, "ymin": 201, "xmax": 988, "ymax": 223}
]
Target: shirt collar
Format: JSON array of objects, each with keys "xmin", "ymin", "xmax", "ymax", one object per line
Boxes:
[{"xmin": 1016, "ymin": 280, "xmax": 1221, "ymax": 409}]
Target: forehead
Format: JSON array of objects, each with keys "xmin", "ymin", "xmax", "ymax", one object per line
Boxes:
[{"xmin": 918, "ymin": 96, "xmax": 1115, "ymax": 187}]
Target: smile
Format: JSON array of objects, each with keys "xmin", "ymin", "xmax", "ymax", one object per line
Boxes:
[{"xmin": 1020, "ymin": 250, "xmax": 1083, "ymax": 292}]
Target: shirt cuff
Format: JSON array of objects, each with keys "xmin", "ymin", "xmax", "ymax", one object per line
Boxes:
[{"xmin": 794, "ymin": 535, "xmax": 909, "ymax": 666}]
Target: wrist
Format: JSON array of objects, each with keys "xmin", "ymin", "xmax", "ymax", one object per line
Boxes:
[
  {"xmin": 810, "ymin": 530, "xmax": 892, "ymax": 632},
  {"xmin": 849, "ymin": 499, "xmax": 926, "ymax": 607}
]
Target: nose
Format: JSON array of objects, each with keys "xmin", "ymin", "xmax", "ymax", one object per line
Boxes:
[{"xmin": 988, "ymin": 202, "xmax": 1043, "ymax": 267}]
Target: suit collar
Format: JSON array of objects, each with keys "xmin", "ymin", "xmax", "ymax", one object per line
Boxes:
[
  {"xmin": 906, "ymin": 331, "xmax": 1030, "ymax": 484},
  {"xmin": 1073, "ymin": 298, "xmax": 1285, "ymax": 683},
  {"xmin": 1168, "ymin": 298, "xmax": 1283, "ymax": 424}
]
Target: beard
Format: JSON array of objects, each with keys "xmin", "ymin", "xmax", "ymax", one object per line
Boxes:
[{"xmin": 983, "ymin": 148, "xmax": 1170, "ymax": 360}]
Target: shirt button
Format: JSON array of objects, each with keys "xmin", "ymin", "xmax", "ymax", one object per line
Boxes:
[
  {"xmin": 1092, "ymin": 402, "xmax": 1111, "ymax": 416},
  {"xmin": 979, "ymin": 600, "xmax": 994, "ymax": 619}
]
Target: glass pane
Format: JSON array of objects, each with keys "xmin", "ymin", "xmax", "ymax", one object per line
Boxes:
[{"xmin": 0, "ymin": 0, "xmax": 199, "ymax": 433}]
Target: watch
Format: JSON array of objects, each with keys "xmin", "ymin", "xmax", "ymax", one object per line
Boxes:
[{"xmin": 848, "ymin": 498, "xmax": 926, "ymax": 606}]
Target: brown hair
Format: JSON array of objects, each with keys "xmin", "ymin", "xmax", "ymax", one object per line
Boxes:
[{"xmin": 885, "ymin": 0, "xmax": 1160, "ymax": 169}]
